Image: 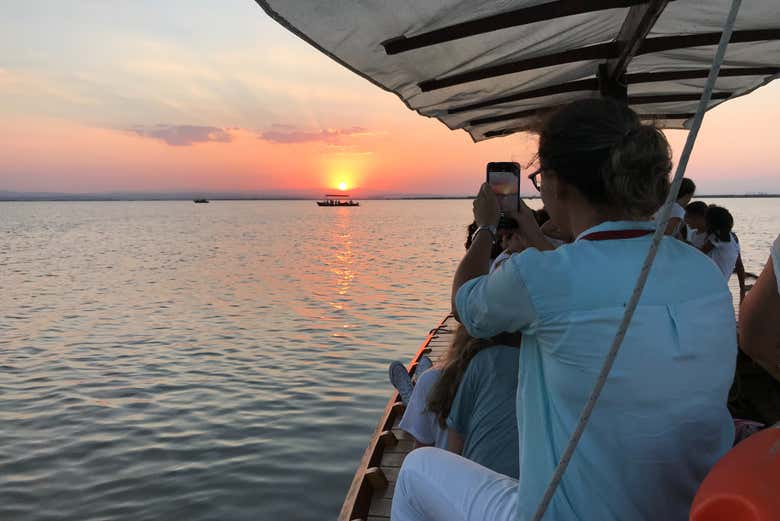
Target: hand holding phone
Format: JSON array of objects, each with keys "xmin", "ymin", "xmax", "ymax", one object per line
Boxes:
[
  {"xmin": 486, "ymin": 162, "xmax": 521, "ymax": 215},
  {"xmin": 474, "ymin": 183, "xmax": 500, "ymax": 227}
]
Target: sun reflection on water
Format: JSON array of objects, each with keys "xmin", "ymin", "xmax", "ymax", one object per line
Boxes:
[{"xmin": 329, "ymin": 208, "xmax": 356, "ymax": 310}]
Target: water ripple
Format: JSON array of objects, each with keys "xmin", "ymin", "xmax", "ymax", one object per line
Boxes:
[{"xmin": 2, "ymin": 198, "xmax": 773, "ymax": 520}]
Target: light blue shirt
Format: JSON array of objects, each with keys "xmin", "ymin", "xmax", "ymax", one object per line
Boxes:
[
  {"xmin": 447, "ymin": 345, "xmax": 519, "ymax": 478},
  {"xmin": 456, "ymin": 221, "xmax": 736, "ymax": 521}
]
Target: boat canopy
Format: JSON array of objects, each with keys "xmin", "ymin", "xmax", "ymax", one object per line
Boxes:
[{"xmin": 257, "ymin": 0, "xmax": 780, "ymax": 141}]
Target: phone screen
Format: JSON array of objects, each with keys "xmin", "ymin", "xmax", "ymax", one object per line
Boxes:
[{"xmin": 487, "ymin": 168, "xmax": 520, "ymax": 214}]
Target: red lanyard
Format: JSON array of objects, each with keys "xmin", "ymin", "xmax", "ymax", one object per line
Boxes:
[{"xmin": 580, "ymin": 229, "xmax": 653, "ymax": 241}]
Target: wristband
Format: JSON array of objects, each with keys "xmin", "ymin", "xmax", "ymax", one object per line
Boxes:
[{"xmin": 471, "ymin": 225, "xmax": 497, "ymax": 245}]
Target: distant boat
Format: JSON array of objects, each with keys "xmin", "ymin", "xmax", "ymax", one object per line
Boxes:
[
  {"xmin": 193, "ymin": 199, "xmax": 209, "ymax": 203},
  {"xmin": 317, "ymin": 194, "xmax": 359, "ymax": 207}
]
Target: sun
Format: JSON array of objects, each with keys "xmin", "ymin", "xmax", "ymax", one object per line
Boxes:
[{"xmin": 338, "ymin": 182, "xmax": 348, "ymax": 191}]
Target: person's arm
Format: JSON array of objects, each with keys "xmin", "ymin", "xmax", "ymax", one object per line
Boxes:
[
  {"xmin": 664, "ymin": 217, "xmax": 682, "ymax": 236},
  {"xmin": 739, "ymin": 256, "xmax": 780, "ymax": 382},
  {"xmin": 451, "ymin": 184, "xmax": 499, "ymax": 320},
  {"xmin": 735, "ymin": 253, "xmax": 746, "ymax": 302},
  {"xmin": 452, "ymin": 184, "xmax": 539, "ymax": 337},
  {"xmin": 699, "ymin": 241, "xmax": 715, "ymax": 254},
  {"xmin": 446, "ymin": 429, "xmax": 465, "ymax": 455}
]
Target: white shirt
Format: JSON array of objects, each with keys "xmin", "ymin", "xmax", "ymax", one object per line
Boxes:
[
  {"xmin": 687, "ymin": 226, "xmax": 708, "ymax": 248},
  {"xmin": 706, "ymin": 232, "xmax": 740, "ymax": 279},
  {"xmin": 654, "ymin": 202, "xmax": 685, "ymax": 236},
  {"xmin": 490, "ymin": 250, "xmax": 511, "ymax": 274},
  {"xmin": 456, "ymin": 221, "xmax": 736, "ymax": 521},
  {"xmin": 490, "ymin": 236, "xmax": 566, "ymax": 274},
  {"xmin": 398, "ymin": 369, "xmax": 447, "ymax": 448}
]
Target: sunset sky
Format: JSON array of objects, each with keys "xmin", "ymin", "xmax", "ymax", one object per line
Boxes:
[{"xmin": 2, "ymin": 1, "xmax": 779, "ymax": 196}]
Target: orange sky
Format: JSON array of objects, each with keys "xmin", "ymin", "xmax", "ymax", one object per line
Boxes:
[{"xmin": 1, "ymin": 1, "xmax": 779, "ymax": 196}]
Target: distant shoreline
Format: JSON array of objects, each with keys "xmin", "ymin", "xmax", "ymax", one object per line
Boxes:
[{"xmin": 1, "ymin": 194, "xmax": 779, "ymax": 202}]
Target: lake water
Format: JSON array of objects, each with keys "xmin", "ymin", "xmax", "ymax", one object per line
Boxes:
[{"xmin": 2, "ymin": 199, "xmax": 778, "ymax": 520}]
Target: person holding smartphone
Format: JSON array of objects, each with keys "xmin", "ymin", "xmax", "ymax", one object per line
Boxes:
[{"xmin": 391, "ymin": 98, "xmax": 736, "ymax": 521}]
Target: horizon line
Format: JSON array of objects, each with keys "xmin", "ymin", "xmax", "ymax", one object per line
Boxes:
[{"xmin": 2, "ymin": 193, "xmax": 779, "ymax": 202}]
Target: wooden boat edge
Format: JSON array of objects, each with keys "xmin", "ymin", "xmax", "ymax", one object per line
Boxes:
[{"xmin": 338, "ymin": 314, "xmax": 453, "ymax": 521}]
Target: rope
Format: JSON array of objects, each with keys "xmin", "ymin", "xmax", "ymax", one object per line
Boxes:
[{"xmin": 528, "ymin": 1, "xmax": 743, "ymax": 519}]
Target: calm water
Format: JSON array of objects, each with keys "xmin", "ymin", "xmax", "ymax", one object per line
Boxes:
[{"xmin": 2, "ymin": 199, "xmax": 778, "ymax": 521}]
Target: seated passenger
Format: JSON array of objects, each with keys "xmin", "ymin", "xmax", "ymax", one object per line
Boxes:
[
  {"xmin": 700, "ymin": 206, "xmax": 746, "ymax": 299},
  {"xmin": 426, "ymin": 326, "xmax": 520, "ymax": 478},
  {"xmin": 732, "ymin": 233, "xmax": 780, "ymax": 425},
  {"xmin": 391, "ymin": 99, "xmax": 736, "ymax": 521},
  {"xmin": 654, "ymin": 177, "xmax": 695, "ymax": 238},
  {"xmin": 390, "ymin": 220, "xmax": 499, "ymax": 446},
  {"xmin": 397, "ymin": 362, "xmax": 447, "ymax": 449},
  {"xmin": 684, "ymin": 200, "xmax": 709, "ymax": 247},
  {"xmin": 740, "ymin": 233, "xmax": 780, "ymax": 379}
]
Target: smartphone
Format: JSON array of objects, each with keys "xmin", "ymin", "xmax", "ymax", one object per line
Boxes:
[{"xmin": 486, "ymin": 162, "xmax": 521, "ymax": 215}]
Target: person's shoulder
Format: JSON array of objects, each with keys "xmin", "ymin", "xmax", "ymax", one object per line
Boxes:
[
  {"xmin": 663, "ymin": 235, "xmax": 728, "ymax": 285},
  {"xmin": 507, "ymin": 243, "xmax": 569, "ymax": 271},
  {"xmin": 468, "ymin": 345, "xmax": 520, "ymax": 373},
  {"xmin": 503, "ymin": 246, "xmax": 571, "ymax": 296}
]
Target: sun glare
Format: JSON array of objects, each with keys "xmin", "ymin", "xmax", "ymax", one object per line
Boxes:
[{"xmin": 338, "ymin": 182, "xmax": 348, "ymax": 191}]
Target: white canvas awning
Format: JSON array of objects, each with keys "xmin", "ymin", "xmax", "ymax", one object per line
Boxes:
[{"xmin": 256, "ymin": 0, "xmax": 780, "ymax": 141}]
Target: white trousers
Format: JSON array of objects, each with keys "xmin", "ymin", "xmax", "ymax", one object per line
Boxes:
[{"xmin": 391, "ymin": 447, "xmax": 519, "ymax": 521}]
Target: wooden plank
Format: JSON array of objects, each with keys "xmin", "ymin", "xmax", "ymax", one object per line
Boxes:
[
  {"xmin": 366, "ymin": 467, "xmax": 389, "ymax": 490},
  {"xmin": 380, "ymin": 481, "xmax": 396, "ymax": 499},
  {"xmin": 468, "ymin": 92, "xmax": 730, "ymax": 126},
  {"xmin": 379, "ymin": 430, "xmax": 398, "ymax": 449},
  {"xmin": 638, "ymin": 112, "xmax": 695, "ymax": 120},
  {"xmin": 448, "ymin": 79, "xmax": 598, "ymax": 113},
  {"xmin": 380, "ymin": 451, "xmax": 407, "ymax": 468},
  {"xmin": 383, "ymin": 466, "xmax": 401, "ymax": 483},
  {"xmin": 602, "ymin": 0, "xmax": 670, "ymax": 97},
  {"xmin": 418, "ymin": 42, "xmax": 617, "ymax": 92},
  {"xmin": 383, "ymin": 439, "xmax": 414, "ymax": 454},
  {"xmin": 368, "ymin": 498, "xmax": 394, "ymax": 517},
  {"xmin": 419, "ymin": 29, "xmax": 780, "ymax": 92},
  {"xmin": 483, "ymin": 111, "xmax": 695, "ymax": 137},
  {"xmin": 383, "ymin": 0, "xmax": 654, "ymax": 55},
  {"xmin": 638, "ymin": 29, "xmax": 780, "ymax": 56},
  {"xmin": 626, "ymin": 66, "xmax": 780, "ymax": 84},
  {"xmin": 447, "ymin": 67, "xmax": 778, "ymax": 114},
  {"xmin": 392, "ymin": 428, "xmax": 413, "ymax": 440}
]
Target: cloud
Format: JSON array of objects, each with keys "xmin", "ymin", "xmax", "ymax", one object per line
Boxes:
[
  {"xmin": 128, "ymin": 124, "xmax": 233, "ymax": 146},
  {"xmin": 257, "ymin": 125, "xmax": 370, "ymax": 144}
]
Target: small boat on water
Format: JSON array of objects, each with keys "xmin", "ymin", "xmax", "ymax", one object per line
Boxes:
[
  {"xmin": 193, "ymin": 198, "xmax": 209, "ymax": 204},
  {"xmin": 317, "ymin": 194, "xmax": 359, "ymax": 207}
]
